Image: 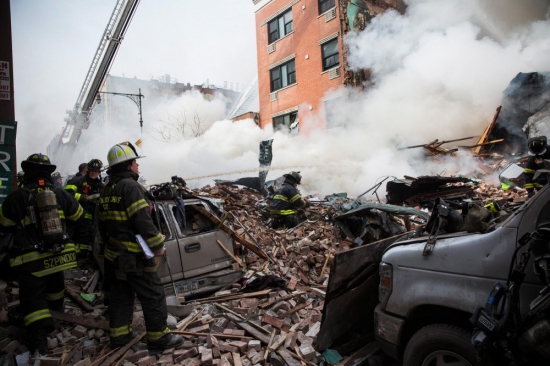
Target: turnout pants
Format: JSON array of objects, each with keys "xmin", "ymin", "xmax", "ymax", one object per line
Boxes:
[
  {"xmin": 106, "ymin": 258, "xmax": 170, "ymax": 342},
  {"xmin": 271, "ymin": 214, "xmax": 299, "ymax": 229},
  {"xmin": 17, "ymin": 269, "xmax": 64, "ymax": 333}
]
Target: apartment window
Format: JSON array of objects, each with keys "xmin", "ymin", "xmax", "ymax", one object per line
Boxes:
[
  {"xmin": 270, "ymin": 59, "xmax": 296, "ymax": 92},
  {"xmin": 268, "ymin": 10, "xmax": 293, "ymax": 44},
  {"xmin": 319, "ymin": 0, "xmax": 335, "ymax": 14},
  {"xmin": 322, "ymin": 38, "xmax": 339, "ymax": 71},
  {"xmin": 273, "ymin": 111, "xmax": 298, "ymax": 132}
]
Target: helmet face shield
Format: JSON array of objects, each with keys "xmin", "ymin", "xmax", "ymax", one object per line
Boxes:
[{"xmin": 528, "ymin": 136, "xmax": 548, "ymax": 155}]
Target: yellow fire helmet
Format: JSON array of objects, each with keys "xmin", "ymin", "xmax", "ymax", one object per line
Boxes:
[{"xmin": 107, "ymin": 141, "xmax": 145, "ymax": 168}]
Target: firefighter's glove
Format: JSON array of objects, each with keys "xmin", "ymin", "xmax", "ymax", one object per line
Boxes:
[
  {"xmin": 305, "ymin": 201, "xmax": 312, "ymax": 208},
  {"xmin": 80, "ymin": 194, "xmax": 88, "ymax": 202},
  {"xmin": 527, "ymin": 190, "xmax": 535, "ymax": 198}
]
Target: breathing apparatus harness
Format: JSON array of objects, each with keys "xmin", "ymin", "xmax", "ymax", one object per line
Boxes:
[{"xmin": 22, "ymin": 182, "xmax": 69, "ymax": 254}]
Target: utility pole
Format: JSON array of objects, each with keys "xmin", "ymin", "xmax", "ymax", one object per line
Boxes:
[{"xmin": 0, "ymin": 0, "xmax": 18, "ymax": 200}]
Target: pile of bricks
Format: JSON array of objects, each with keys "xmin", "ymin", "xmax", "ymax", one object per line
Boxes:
[{"xmin": 0, "ymin": 177, "xmax": 530, "ymax": 365}]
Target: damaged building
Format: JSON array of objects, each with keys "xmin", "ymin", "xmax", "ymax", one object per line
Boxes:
[{"xmin": 252, "ymin": 0, "xmax": 405, "ymax": 134}]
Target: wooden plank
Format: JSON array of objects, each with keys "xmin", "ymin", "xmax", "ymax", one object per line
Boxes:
[
  {"xmin": 278, "ymin": 349, "xmax": 303, "ymax": 366},
  {"xmin": 194, "ymin": 205, "xmax": 267, "ymax": 259},
  {"xmin": 216, "ymin": 239, "xmax": 244, "ymax": 267},
  {"xmin": 215, "ymin": 303, "xmax": 271, "ymax": 335},
  {"xmin": 225, "ymin": 313, "xmax": 271, "ymax": 344},
  {"xmin": 51, "ymin": 311, "xmax": 109, "ymax": 331},
  {"xmin": 177, "ymin": 307, "xmax": 205, "ymax": 331},
  {"xmin": 233, "ymin": 352, "xmax": 243, "ymax": 366},
  {"xmin": 278, "ymin": 302, "xmax": 310, "ymax": 319},
  {"xmin": 86, "ymin": 272, "xmax": 100, "ymax": 294},
  {"xmin": 99, "ymin": 332, "xmax": 146, "ymax": 366},
  {"xmin": 264, "ymin": 330, "xmax": 277, "ymax": 361},
  {"xmin": 259, "ymin": 291, "xmax": 306, "ymax": 309},
  {"xmin": 475, "ymin": 106, "xmax": 501, "ymax": 155},
  {"xmin": 65, "ymin": 289, "xmax": 94, "ymax": 312},
  {"xmin": 185, "ymin": 289, "xmax": 272, "ymax": 305},
  {"xmin": 171, "ymin": 330, "xmax": 252, "ymax": 340}
]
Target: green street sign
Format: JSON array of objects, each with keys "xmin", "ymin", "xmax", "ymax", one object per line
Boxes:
[{"xmin": 0, "ymin": 120, "xmax": 17, "ymax": 205}]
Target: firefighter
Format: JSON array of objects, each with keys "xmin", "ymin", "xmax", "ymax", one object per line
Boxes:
[
  {"xmin": 524, "ymin": 136, "xmax": 550, "ymax": 198},
  {"xmin": 75, "ymin": 162, "xmax": 88, "ymax": 178},
  {"xmin": 0, "ymin": 153, "xmax": 85, "ymax": 355},
  {"xmin": 65, "ymin": 159, "xmax": 105, "ymax": 256},
  {"xmin": 269, "ymin": 171, "xmax": 311, "ymax": 229},
  {"xmin": 52, "ymin": 172, "xmax": 64, "ymax": 188},
  {"xmin": 98, "ymin": 141, "xmax": 183, "ymax": 353}
]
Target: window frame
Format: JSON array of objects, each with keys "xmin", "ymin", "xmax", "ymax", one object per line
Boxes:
[
  {"xmin": 270, "ymin": 59, "xmax": 296, "ymax": 92},
  {"xmin": 273, "ymin": 111, "xmax": 298, "ymax": 132},
  {"xmin": 268, "ymin": 9, "xmax": 293, "ymax": 44},
  {"xmin": 318, "ymin": 0, "xmax": 335, "ymax": 15},
  {"xmin": 321, "ymin": 38, "xmax": 340, "ymax": 71}
]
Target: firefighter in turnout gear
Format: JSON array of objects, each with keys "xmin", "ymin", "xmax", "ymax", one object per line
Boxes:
[
  {"xmin": 65, "ymin": 159, "xmax": 105, "ymax": 256},
  {"xmin": 524, "ymin": 136, "xmax": 550, "ymax": 198},
  {"xmin": 98, "ymin": 141, "xmax": 183, "ymax": 353},
  {"xmin": 0, "ymin": 153, "xmax": 85, "ymax": 355},
  {"xmin": 269, "ymin": 171, "xmax": 311, "ymax": 229},
  {"xmin": 52, "ymin": 172, "xmax": 63, "ymax": 188}
]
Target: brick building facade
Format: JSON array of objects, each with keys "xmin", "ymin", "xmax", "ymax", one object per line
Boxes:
[{"xmin": 252, "ymin": 0, "xmax": 404, "ymax": 134}]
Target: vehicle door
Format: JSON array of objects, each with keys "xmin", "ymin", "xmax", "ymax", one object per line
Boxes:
[{"xmin": 151, "ymin": 202, "xmax": 184, "ymax": 285}]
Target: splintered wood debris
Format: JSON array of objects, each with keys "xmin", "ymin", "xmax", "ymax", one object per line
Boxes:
[{"xmin": 0, "ymin": 175, "xmax": 530, "ymax": 365}]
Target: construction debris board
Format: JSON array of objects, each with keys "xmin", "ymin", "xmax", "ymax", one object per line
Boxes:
[{"xmin": 0, "ymin": 168, "xmax": 532, "ymax": 366}]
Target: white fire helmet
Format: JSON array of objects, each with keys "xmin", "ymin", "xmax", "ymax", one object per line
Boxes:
[{"xmin": 107, "ymin": 141, "xmax": 144, "ymax": 168}]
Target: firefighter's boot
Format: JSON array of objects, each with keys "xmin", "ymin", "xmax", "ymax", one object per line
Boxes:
[{"xmin": 147, "ymin": 333, "xmax": 184, "ymax": 355}]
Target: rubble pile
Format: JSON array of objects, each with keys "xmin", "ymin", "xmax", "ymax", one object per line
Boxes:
[{"xmin": 0, "ymin": 177, "xmax": 531, "ymax": 365}]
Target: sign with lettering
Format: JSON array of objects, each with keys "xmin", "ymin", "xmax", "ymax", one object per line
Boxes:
[
  {"xmin": 0, "ymin": 120, "xmax": 17, "ymax": 204},
  {"xmin": 0, "ymin": 61, "xmax": 10, "ymax": 100}
]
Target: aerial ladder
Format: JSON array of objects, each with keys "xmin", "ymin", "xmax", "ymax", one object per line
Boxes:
[{"xmin": 49, "ymin": 0, "xmax": 140, "ymax": 165}]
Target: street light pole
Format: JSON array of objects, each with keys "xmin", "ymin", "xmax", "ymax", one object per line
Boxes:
[{"xmin": 96, "ymin": 88, "xmax": 145, "ymax": 130}]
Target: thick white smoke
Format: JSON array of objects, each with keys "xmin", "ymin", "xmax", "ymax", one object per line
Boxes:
[{"xmin": 133, "ymin": 0, "xmax": 550, "ymax": 198}]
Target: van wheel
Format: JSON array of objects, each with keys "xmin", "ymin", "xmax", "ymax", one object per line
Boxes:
[{"xmin": 403, "ymin": 324, "xmax": 482, "ymax": 366}]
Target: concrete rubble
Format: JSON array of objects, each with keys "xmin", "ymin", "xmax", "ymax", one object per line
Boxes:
[{"xmin": 0, "ymin": 170, "xmax": 531, "ymax": 365}]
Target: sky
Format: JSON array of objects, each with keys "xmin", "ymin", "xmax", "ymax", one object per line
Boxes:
[
  {"xmin": 11, "ymin": 0, "xmax": 258, "ymax": 162},
  {"xmin": 10, "ymin": 0, "xmax": 550, "ymax": 198}
]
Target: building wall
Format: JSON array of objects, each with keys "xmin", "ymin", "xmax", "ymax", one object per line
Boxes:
[
  {"xmin": 255, "ymin": 0, "xmax": 343, "ymax": 133},
  {"xmin": 253, "ymin": 0, "xmax": 405, "ymax": 132},
  {"xmin": 233, "ymin": 112, "xmax": 260, "ymax": 125}
]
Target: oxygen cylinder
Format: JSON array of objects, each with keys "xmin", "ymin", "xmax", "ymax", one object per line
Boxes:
[{"xmin": 36, "ymin": 189, "xmax": 64, "ymax": 246}]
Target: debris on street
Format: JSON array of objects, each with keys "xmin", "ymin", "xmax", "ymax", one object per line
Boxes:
[{"xmin": 0, "ymin": 153, "xmax": 534, "ymax": 365}]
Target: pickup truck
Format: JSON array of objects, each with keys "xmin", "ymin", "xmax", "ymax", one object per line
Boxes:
[
  {"xmin": 93, "ymin": 191, "xmax": 242, "ymax": 300},
  {"xmin": 318, "ymin": 185, "xmax": 549, "ymax": 365},
  {"xmin": 150, "ymin": 196, "xmax": 242, "ymax": 298}
]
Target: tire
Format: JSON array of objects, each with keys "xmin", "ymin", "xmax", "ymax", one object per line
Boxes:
[{"xmin": 403, "ymin": 324, "xmax": 482, "ymax": 366}]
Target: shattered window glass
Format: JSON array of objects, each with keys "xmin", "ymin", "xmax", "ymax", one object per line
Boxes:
[
  {"xmin": 322, "ymin": 38, "xmax": 339, "ymax": 71},
  {"xmin": 268, "ymin": 9, "xmax": 293, "ymax": 44},
  {"xmin": 273, "ymin": 111, "xmax": 298, "ymax": 133}
]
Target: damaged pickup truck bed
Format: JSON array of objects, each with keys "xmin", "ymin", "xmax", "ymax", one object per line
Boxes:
[{"xmin": 318, "ymin": 185, "xmax": 549, "ymax": 365}]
